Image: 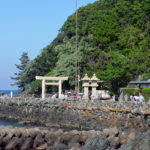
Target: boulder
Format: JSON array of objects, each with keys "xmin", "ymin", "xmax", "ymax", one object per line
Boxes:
[
  {"xmin": 37, "ymin": 143, "xmax": 48, "ymax": 150},
  {"xmin": 119, "ymin": 132, "xmax": 128, "ymax": 145},
  {"xmin": 119, "ymin": 130, "xmax": 150, "ymax": 150},
  {"xmin": 20, "ymin": 137, "xmax": 33, "ymax": 150},
  {"xmin": 47, "ymin": 139, "xmax": 55, "ymax": 147},
  {"xmin": 70, "ymin": 134, "xmax": 80, "ymax": 144},
  {"xmin": 127, "ymin": 131, "xmax": 136, "ymax": 141},
  {"xmin": 33, "ymin": 137, "xmax": 45, "ymax": 148},
  {"xmin": 108, "ymin": 137, "xmax": 120, "ymax": 149},
  {"xmin": 103, "ymin": 128, "xmax": 110, "ymax": 138},
  {"xmin": 46, "ymin": 144, "xmax": 69, "ymax": 150},
  {"xmin": 5, "ymin": 137, "xmax": 20, "ymax": 150},
  {"xmin": 109, "ymin": 127, "xmax": 119, "ymax": 137},
  {"xmin": 81, "ymin": 135, "xmax": 110, "ymax": 150},
  {"xmin": 55, "ymin": 129, "xmax": 63, "ymax": 137},
  {"xmin": 45, "ymin": 133, "xmax": 56, "ymax": 143},
  {"xmin": 88, "ymin": 130, "xmax": 98, "ymax": 137},
  {"xmin": 1, "ymin": 136, "xmax": 10, "ymax": 147},
  {"xmin": 70, "ymin": 143, "xmax": 80, "ymax": 149},
  {"xmin": 70, "ymin": 130, "xmax": 79, "ymax": 136}
]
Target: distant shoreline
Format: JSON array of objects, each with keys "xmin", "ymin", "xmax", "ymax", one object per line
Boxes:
[{"xmin": 0, "ymin": 90, "xmax": 19, "ymax": 96}]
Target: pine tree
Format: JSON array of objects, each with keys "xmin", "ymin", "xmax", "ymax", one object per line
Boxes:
[{"xmin": 11, "ymin": 52, "xmax": 30, "ymax": 91}]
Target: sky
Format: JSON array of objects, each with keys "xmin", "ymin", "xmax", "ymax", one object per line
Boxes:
[{"xmin": 0, "ymin": 0, "xmax": 97, "ymax": 90}]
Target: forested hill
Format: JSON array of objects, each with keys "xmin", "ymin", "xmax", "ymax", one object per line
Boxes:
[{"xmin": 21, "ymin": 0, "xmax": 150, "ymax": 94}]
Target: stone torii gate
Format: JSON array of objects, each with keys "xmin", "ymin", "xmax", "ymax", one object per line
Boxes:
[{"xmin": 35, "ymin": 76, "xmax": 68, "ymax": 99}]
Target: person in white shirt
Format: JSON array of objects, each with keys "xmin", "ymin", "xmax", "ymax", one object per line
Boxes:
[
  {"xmin": 124, "ymin": 93, "xmax": 128, "ymax": 102},
  {"xmin": 139, "ymin": 93, "xmax": 144, "ymax": 102},
  {"xmin": 61, "ymin": 93, "xmax": 65, "ymax": 100},
  {"xmin": 133, "ymin": 95, "xmax": 139, "ymax": 103}
]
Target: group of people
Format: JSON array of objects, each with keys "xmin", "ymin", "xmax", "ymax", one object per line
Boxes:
[
  {"xmin": 54, "ymin": 91, "xmax": 145, "ymax": 103},
  {"xmin": 60, "ymin": 92, "xmax": 84, "ymax": 100},
  {"xmin": 124, "ymin": 93, "xmax": 144, "ymax": 103}
]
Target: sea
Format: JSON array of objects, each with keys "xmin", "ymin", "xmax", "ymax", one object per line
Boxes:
[
  {"xmin": 0, "ymin": 90, "xmax": 21, "ymax": 126},
  {"xmin": 0, "ymin": 90, "xmax": 19, "ymax": 97},
  {"xmin": 0, "ymin": 120, "xmax": 22, "ymax": 127}
]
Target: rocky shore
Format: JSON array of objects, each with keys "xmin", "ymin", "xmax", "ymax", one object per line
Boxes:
[
  {"xmin": 0, "ymin": 97, "xmax": 150, "ymax": 149},
  {"xmin": 0, "ymin": 97, "xmax": 150, "ymax": 130}
]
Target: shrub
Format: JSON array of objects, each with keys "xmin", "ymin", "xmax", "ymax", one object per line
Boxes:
[
  {"xmin": 27, "ymin": 80, "xmax": 42, "ymax": 94},
  {"xmin": 142, "ymin": 88, "xmax": 150, "ymax": 102}
]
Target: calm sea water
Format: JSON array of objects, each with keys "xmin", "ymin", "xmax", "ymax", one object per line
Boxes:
[
  {"xmin": 0, "ymin": 90, "xmax": 19, "ymax": 96},
  {"xmin": 0, "ymin": 120, "xmax": 22, "ymax": 127}
]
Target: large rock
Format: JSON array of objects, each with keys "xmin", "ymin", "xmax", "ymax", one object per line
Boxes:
[
  {"xmin": 108, "ymin": 136, "xmax": 120, "ymax": 149},
  {"xmin": 46, "ymin": 144, "xmax": 69, "ymax": 150},
  {"xmin": 119, "ymin": 130, "xmax": 150, "ymax": 150},
  {"xmin": 119, "ymin": 131, "xmax": 128, "ymax": 145},
  {"xmin": 103, "ymin": 127, "xmax": 119, "ymax": 138},
  {"xmin": 109, "ymin": 127, "xmax": 119, "ymax": 137},
  {"xmin": 127, "ymin": 131, "xmax": 136, "ymax": 141},
  {"xmin": 81, "ymin": 135, "xmax": 110, "ymax": 150},
  {"xmin": 103, "ymin": 128, "xmax": 110, "ymax": 138},
  {"xmin": 20, "ymin": 137, "xmax": 33, "ymax": 150}
]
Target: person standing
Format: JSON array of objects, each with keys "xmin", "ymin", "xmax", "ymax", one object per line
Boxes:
[
  {"xmin": 115, "ymin": 94, "xmax": 119, "ymax": 101},
  {"xmin": 61, "ymin": 93, "xmax": 65, "ymax": 100},
  {"xmin": 139, "ymin": 93, "xmax": 144, "ymax": 103},
  {"xmin": 124, "ymin": 93, "xmax": 128, "ymax": 102}
]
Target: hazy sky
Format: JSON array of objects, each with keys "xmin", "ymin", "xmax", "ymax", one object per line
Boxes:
[{"xmin": 0, "ymin": 0, "xmax": 96, "ymax": 90}]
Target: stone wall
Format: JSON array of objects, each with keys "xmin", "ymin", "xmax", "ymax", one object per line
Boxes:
[{"xmin": 0, "ymin": 97, "xmax": 150, "ymax": 131}]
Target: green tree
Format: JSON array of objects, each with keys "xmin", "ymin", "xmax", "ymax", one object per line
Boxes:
[
  {"xmin": 98, "ymin": 51, "xmax": 130, "ymax": 93},
  {"xmin": 11, "ymin": 52, "xmax": 30, "ymax": 91}
]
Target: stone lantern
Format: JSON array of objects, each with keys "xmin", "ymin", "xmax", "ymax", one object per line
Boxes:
[
  {"xmin": 91, "ymin": 74, "xmax": 99, "ymax": 100},
  {"xmin": 82, "ymin": 74, "xmax": 90, "ymax": 99}
]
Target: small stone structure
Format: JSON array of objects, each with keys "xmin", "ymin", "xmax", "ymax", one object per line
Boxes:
[
  {"xmin": 91, "ymin": 74, "xmax": 99, "ymax": 99},
  {"xmin": 36, "ymin": 76, "xmax": 68, "ymax": 99},
  {"xmin": 82, "ymin": 74, "xmax": 90, "ymax": 99},
  {"xmin": 82, "ymin": 74, "xmax": 100, "ymax": 100}
]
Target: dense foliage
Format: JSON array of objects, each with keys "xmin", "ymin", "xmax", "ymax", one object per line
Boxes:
[
  {"xmin": 142, "ymin": 88, "xmax": 150, "ymax": 102},
  {"xmin": 16, "ymin": 0, "xmax": 150, "ymax": 94}
]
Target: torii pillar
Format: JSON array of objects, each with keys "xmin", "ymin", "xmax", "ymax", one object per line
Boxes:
[
  {"xmin": 36, "ymin": 76, "xmax": 68, "ymax": 99},
  {"xmin": 42, "ymin": 79, "xmax": 46, "ymax": 99}
]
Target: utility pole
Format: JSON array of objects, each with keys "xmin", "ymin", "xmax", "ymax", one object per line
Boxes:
[{"xmin": 75, "ymin": 0, "xmax": 78, "ymax": 93}]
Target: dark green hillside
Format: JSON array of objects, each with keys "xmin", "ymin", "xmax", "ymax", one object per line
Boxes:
[{"xmin": 21, "ymin": 0, "xmax": 150, "ymax": 94}]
